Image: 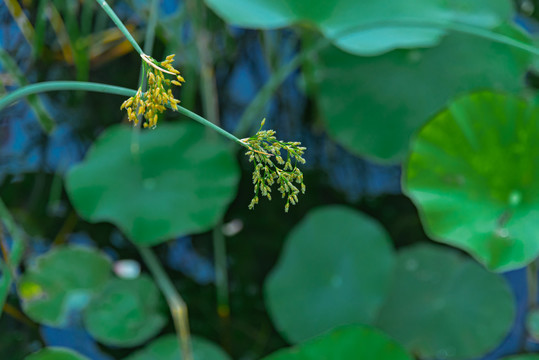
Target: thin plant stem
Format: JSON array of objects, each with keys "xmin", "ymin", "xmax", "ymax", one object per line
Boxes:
[
  {"xmin": 185, "ymin": 0, "xmax": 220, "ymax": 126},
  {"xmin": 0, "ymin": 81, "xmax": 251, "ymax": 149},
  {"xmin": 0, "ymin": 199, "xmax": 25, "ymax": 267},
  {"xmin": 0, "ymin": 81, "xmax": 135, "ymax": 111},
  {"xmin": 4, "ymin": 0, "xmax": 35, "ymax": 45},
  {"xmin": 137, "ymin": 245, "xmax": 193, "ymax": 360},
  {"xmin": 132, "ymin": 4, "xmax": 191, "ymax": 356},
  {"xmin": 213, "ymin": 224, "xmax": 230, "ymax": 318},
  {"xmin": 0, "ymin": 198, "xmax": 26, "ymax": 318},
  {"xmin": 185, "ymin": 1, "xmax": 231, "ymax": 325},
  {"xmin": 528, "ymin": 261, "xmax": 538, "ymax": 310},
  {"xmin": 94, "ymin": 0, "xmax": 143, "ymax": 55},
  {"xmin": 234, "ymin": 19, "xmax": 539, "ymax": 137},
  {"xmin": 524, "ymin": 260, "xmax": 538, "ymax": 349},
  {"xmin": 234, "ymin": 37, "xmax": 329, "ymax": 137},
  {"xmin": 52, "ymin": 211, "xmax": 79, "ymax": 246},
  {"xmin": 143, "ymin": 0, "xmax": 160, "ymax": 56},
  {"xmin": 0, "ymin": 48, "xmax": 55, "ymax": 133},
  {"xmin": 176, "ymin": 106, "xmax": 247, "ymax": 147},
  {"xmin": 391, "ymin": 19, "xmax": 539, "ymax": 57},
  {"xmin": 2, "ymin": 302, "xmax": 36, "ymax": 329}
]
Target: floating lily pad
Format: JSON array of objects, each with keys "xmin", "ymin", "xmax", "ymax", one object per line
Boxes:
[
  {"xmin": 376, "ymin": 244, "xmax": 514, "ymax": 359},
  {"xmin": 404, "ymin": 92, "xmax": 539, "ymax": 271},
  {"xmin": 205, "ymin": 0, "xmax": 510, "ymax": 55},
  {"xmin": 308, "ymin": 25, "xmax": 530, "ymax": 163},
  {"xmin": 264, "ymin": 206, "xmax": 395, "ymax": 343},
  {"xmin": 19, "ymin": 246, "xmax": 111, "ymax": 326},
  {"xmin": 83, "ymin": 275, "xmax": 167, "ymax": 347},
  {"xmin": 25, "ymin": 347, "xmax": 89, "ymax": 360},
  {"xmin": 262, "ymin": 325, "xmax": 412, "ymax": 360},
  {"xmin": 66, "ymin": 122, "xmax": 240, "ymax": 245},
  {"xmin": 501, "ymin": 356, "xmax": 539, "ymax": 360},
  {"xmin": 124, "ymin": 334, "xmax": 231, "ymax": 360}
]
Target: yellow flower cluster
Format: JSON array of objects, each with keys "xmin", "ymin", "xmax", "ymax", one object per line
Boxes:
[{"xmin": 120, "ymin": 54, "xmax": 185, "ymax": 128}]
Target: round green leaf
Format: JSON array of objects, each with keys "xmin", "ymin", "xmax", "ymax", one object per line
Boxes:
[
  {"xmin": 501, "ymin": 356, "xmax": 539, "ymax": 360},
  {"xmin": 205, "ymin": 0, "xmax": 510, "ymax": 55},
  {"xmin": 19, "ymin": 246, "xmax": 111, "ymax": 326},
  {"xmin": 66, "ymin": 122, "xmax": 240, "ymax": 245},
  {"xmin": 25, "ymin": 348, "xmax": 89, "ymax": 360},
  {"xmin": 404, "ymin": 92, "xmax": 539, "ymax": 271},
  {"xmin": 376, "ymin": 243, "xmax": 515, "ymax": 359},
  {"xmin": 124, "ymin": 334, "xmax": 231, "ymax": 360},
  {"xmin": 262, "ymin": 325, "xmax": 412, "ymax": 360},
  {"xmin": 527, "ymin": 308, "xmax": 539, "ymax": 341},
  {"xmin": 83, "ymin": 275, "xmax": 167, "ymax": 347},
  {"xmin": 265, "ymin": 205, "xmax": 395, "ymax": 343},
  {"xmin": 309, "ymin": 25, "xmax": 531, "ymax": 163}
]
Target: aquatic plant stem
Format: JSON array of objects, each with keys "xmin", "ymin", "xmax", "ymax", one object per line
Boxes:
[
  {"xmin": 94, "ymin": 0, "xmax": 143, "ymax": 55},
  {"xmin": 528, "ymin": 261, "xmax": 538, "ymax": 310},
  {"xmin": 213, "ymin": 224, "xmax": 230, "ymax": 318},
  {"xmin": 0, "ymin": 81, "xmax": 135, "ymax": 110},
  {"xmin": 0, "ymin": 81, "xmax": 249, "ymax": 149},
  {"xmin": 176, "ymin": 106, "xmax": 246, "ymax": 147},
  {"xmin": 0, "ymin": 198, "xmax": 26, "ymax": 318},
  {"xmin": 235, "ymin": 19, "xmax": 539, "ymax": 137},
  {"xmin": 143, "ymin": 0, "xmax": 159, "ymax": 55},
  {"xmin": 0, "ymin": 48, "xmax": 55, "ymax": 133},
  {"xmin": 234, "ymin": 37, "xmax": 329, "ymax": 137},
  {"xmin": 137, "ymin": 245, "xmax": 193, "ymax": 360},
  {"xmin": 185, "ymin": 0, "xmax": 232, "ymax": 325},
  {"xmin": 185, "ymin": 0, "xmax": 220, "ymax": 126}
]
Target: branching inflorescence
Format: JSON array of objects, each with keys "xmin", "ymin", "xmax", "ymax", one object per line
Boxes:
[
  {"xmin": 119, "ymin": 53, "xmax": 307, "ymax": 212},
  {"xmin": 242, "ymin": 120, "xmax": 306, "ymax": 212},
  {"xmin": 121, "ymin": 54, "xmax": 185, "ymax": 128}
]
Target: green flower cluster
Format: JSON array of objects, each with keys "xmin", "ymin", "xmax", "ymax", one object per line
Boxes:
[
  {"xmin": 121, "ymin": 54, "xmax": 185, "ymax": 128},
  {"xmin": 243, "ymin": 120, "xmax": 306, "ymax": 212}
]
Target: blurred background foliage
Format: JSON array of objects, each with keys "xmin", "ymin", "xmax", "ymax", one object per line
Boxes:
[{"xmin": 3, "ymin": 0, "xmax": 539, "ymax": 359}]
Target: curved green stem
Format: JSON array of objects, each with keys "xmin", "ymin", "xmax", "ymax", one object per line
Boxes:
[
  {"xmin": 94, "ymin": 0, "xmax": 143, "ymax": 55},
  {"xmin": 372, "ymin": 19, "xmax": 539, "ymax": 57},
  {"xmin": 0, "ymin": 81, "xmax": 136, "ymax": 111},
  {"xmin": 235, "ymin": 19, "xmax": 539, "ymax": 137},
  {"xmin": 176, "ymin": 106, "xmax": 246, "ymax": 147},
  {"xmin": 137, "ymin": 245, "xmax": 193, "ymax": 360},
  {"xmin": 0, "ymin": 81, "xmax": 249, "ymax": 149}
]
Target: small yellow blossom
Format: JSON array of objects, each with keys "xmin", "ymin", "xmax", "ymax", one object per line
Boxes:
[{"xmin": 121, "ymin": 53, "xmax": 185, "ymax": 128}]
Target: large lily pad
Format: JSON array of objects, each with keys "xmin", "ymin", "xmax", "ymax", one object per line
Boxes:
[
  {"xmin": 501, "ymin": 356, "xmax": 539, "ymax": 360},
  {"xmin": 25, "ymin": 348, "xmax": 89, "ymax": 360},
  {"xmin": 83, "ymin": 276, "xmax": 167, "ymax": 347},
  {"xmin": 308, "ymin": 24, "xmax": 531, "ymax": 163},
  {"xmin": 19, "ymin": 246, "xmax": 111, "ymax": 326},
  {"xmin": 404, "ymin": 92, "xmax": 539, "ymax": 271},
  {"xmin": 264, "ymin": 205, "xmax": 395, "ymax": 343},
  {"xmin": 66, "ymin": 122, "xmax": 240, "ymax": 245},
  {"xmin": 124, "ymin": 334, "xmax": 231, "ymax": 360},
  {"xmin": 205, "ymin": 0, "xmax": 510, "ymax": 55},
  {"xmin": 376, "ymin": 244, "xmax": 514, "ymax": 359},
  {"xmin": 262, "ymin": 325, "xmax": 412, "ymax": 360}
]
